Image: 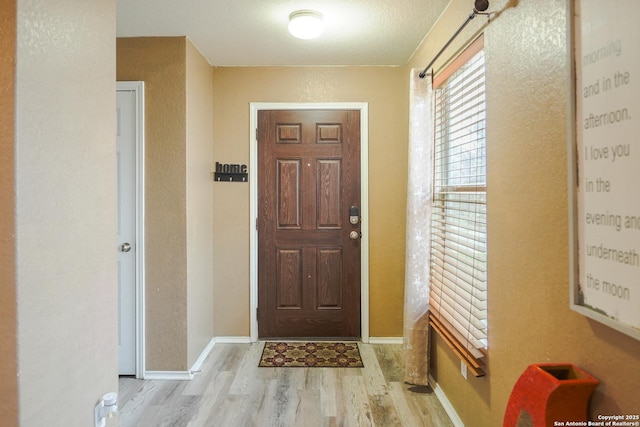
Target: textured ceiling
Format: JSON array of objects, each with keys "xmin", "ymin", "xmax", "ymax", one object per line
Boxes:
[{"xmin": 116, "ymin": 0, "xmax": 452, "ymax": 66}]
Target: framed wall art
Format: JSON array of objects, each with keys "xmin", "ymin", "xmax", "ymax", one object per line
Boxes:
[{"xmin": 570, "ymin": 0, "xmax": 640, "ymax": 340}]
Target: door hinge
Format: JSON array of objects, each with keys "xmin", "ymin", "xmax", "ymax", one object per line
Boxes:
[
  {"xmin": 256, "ymin": 217, "xmax": 258, "ymax": 230},
  {"xmin": 256, "ymin": 307, "xmax": 259, "ymax": 321}
]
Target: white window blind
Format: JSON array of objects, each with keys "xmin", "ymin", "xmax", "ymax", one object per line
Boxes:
[{"xmin": 429, "ymin": 37, "xmax": 487, "ymax": 375}]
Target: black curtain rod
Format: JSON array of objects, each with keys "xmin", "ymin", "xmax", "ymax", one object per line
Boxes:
[{"xmin": 419, "ymin": 0, "xmax": 490, "ymax": 79}]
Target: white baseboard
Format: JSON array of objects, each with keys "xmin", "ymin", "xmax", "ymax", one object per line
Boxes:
[
  {"xmin": 144, "ymin": 371, "xmax": 194, "ymax": 381},
  {"xmin": 429, "ymin": 375, "xmax": 464, "ymax": 427},
  {"xmin": 189, "ymin": 337, "xmax": 216, "ymax": 374},
  {"xmin": 143, "ymin": 337, "xmax": 217, "ymax": 381},
  {"xmin": 214, "ymin": 336, "xmax": 252, "ymax": 344},
  {"xmin": 368, "ymin": 337, "xmax": 403, "ymax": 344}
]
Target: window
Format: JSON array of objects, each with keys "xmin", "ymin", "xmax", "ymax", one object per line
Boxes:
[{"xmin": 429, "ymin": 36, "xmax": 487, "ymax": 377}]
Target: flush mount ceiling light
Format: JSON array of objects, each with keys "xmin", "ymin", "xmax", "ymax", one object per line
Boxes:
[{"xmin": 288, "ymin": 10, "xmax": 324, "ymax": 39}]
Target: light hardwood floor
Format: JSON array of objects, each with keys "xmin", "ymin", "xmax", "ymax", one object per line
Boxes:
[{"xmin": 117, "ymin": 343, "xmax": 454, "ymax": 427}]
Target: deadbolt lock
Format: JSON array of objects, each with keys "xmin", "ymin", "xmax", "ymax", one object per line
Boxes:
[{"xmin": 349, "ymin": 206, "xmax": 360, "ymax": 225}]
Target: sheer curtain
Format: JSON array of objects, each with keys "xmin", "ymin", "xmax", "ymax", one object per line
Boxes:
[{"xmin": 403, "ymin": 69, "xmax": 434, "ymax": 386}]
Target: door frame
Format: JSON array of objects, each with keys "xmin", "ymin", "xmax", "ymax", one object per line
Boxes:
[
  {"xmin": 249, "ymin": 102, "xmax": 370, "ymax": 343},
  {"xmin": 116, "ymin": 81, "xmax": 146, "ymax": 378}
]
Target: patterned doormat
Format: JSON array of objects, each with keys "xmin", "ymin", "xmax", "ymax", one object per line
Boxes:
[{"xmin": 258, "ymin": 342, "xmax": 364, "ymax": 368}]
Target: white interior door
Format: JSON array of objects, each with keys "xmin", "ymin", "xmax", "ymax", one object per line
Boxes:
[{"xmin": 117, "ymin": 88, "xmax": 137, "ymax": 375}]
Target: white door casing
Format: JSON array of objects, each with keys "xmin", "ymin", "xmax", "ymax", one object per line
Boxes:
[{"xmin": 116, "ymin": 81, "xmax": 145, "ymax": 377}]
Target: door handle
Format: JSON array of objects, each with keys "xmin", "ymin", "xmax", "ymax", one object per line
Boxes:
[{"xmin": 120, "ymin": 242, "xmax": 132, "ymax": 252}]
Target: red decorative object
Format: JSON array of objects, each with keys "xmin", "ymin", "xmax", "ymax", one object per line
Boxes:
[{"xmin": 503, "ymin": 363, "xmax": 600, "ymax": 427}]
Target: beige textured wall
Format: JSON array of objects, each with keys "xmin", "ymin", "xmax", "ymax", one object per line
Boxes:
[
  {"xmin": 0, "ymin": 1, "xmax": 17, "ymax": 424},
  {"xmin": 117, "ymin": 37, "xmax": 215, "ymax": 370},
  {"xmin": 186, "ymin": 39, "xmax": 214, "ymax": 366},
  {"xmin": 407, "ymin": 0, "xmax": 640, "ymax": 425},
  {"xmin": 211, "ymin": 67, "xmax": 408, "ymax": 337},
  {"xmin": 15, "ymin": 0, "xmax": 118, "ymax": 425},
  {"xmin": 117, "ymin": 37, "xmax": 189, "ymax": 370}
]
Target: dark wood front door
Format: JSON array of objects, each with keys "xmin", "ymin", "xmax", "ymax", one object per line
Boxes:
[{"xmin": 258, "ymin": 109, "xmax": 361, "ymax": 339}]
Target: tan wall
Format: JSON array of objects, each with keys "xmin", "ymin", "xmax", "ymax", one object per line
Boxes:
[
  {"xmin": 0, "ymin": 1, "xmax": 17, "ymax": 424},
  {"xmin": 186, "ymin": 39, "xmax": 214, "ymax": 366},
  {"xmin": 117, "ymin": 37, "xmax": 215, "ymax": 370},
  {"xmin": 407, "ymin": 0, "xmax": 640, "ymax": 425},
  {"xmin": 211, "ymin": 67, "xmax": 408, "ymax": 337},
  {"xmin": 117, "ymin": 37, "xmax": 189, "ymax": 370},
  {"xmin": 15, "ymin": 0, "xmax": 118, "ymax": 425}
]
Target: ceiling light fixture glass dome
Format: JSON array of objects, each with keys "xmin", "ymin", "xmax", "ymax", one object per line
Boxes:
[{"xmin": 288, "ymin": 10, "xmax": 324, "ymax": 39}]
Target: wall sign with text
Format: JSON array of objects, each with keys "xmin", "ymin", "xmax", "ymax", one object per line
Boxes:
[
  {"xmin": 572, "ymin": 0, "xmax": 640, "ymax": 340},
  {"xmin": 214, "ymin": 162, "xmax": 248, "ymax": 182}
]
